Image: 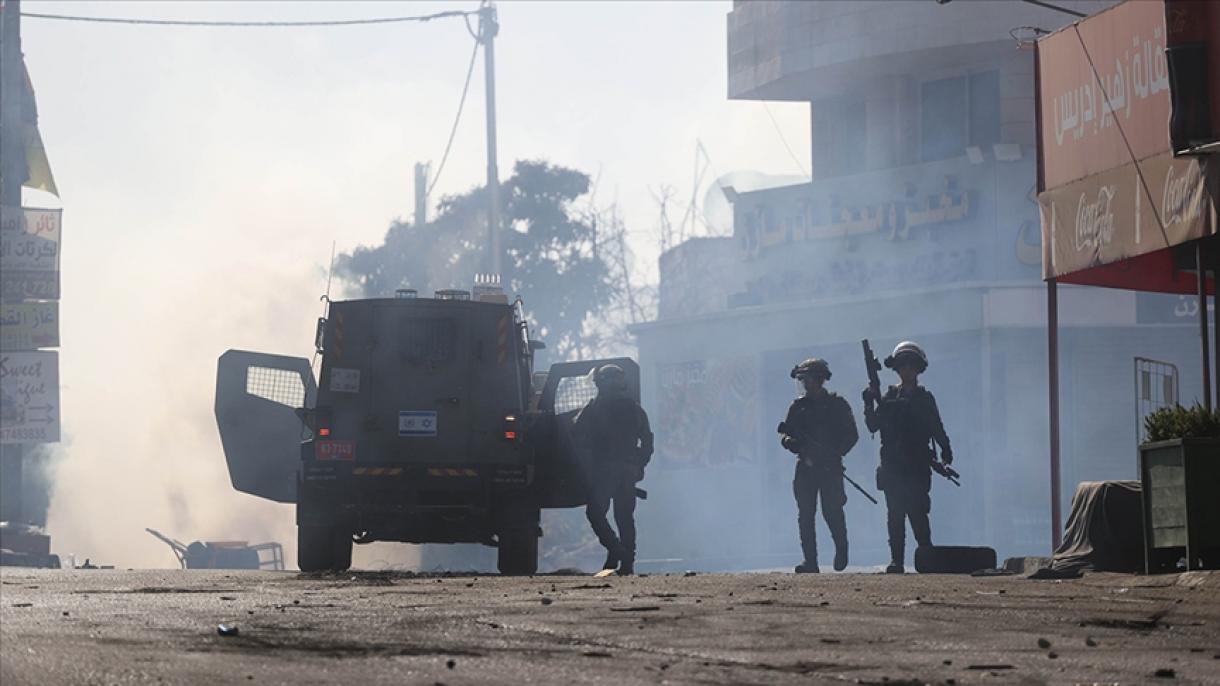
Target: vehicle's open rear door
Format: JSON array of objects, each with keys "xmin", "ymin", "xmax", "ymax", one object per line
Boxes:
[
  {"xmin": 533, "ymin": 357, "xmax": 640, "ymax": 509},
  {"xmin": 215, "ymin": 350, "xmax": 317, "ymax": 503}
]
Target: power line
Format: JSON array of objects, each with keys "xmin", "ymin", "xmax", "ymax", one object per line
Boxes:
[
  {"xmin": 20, "ymin": 9, "xmax": 475, "ymax": 28},
  {"xmin": 762, "ymin": 101, "xmax": 811, "ymax": 180},
  {"xmin": 427, "ymin": 36, "xmax": 481, "ymax": 198}
]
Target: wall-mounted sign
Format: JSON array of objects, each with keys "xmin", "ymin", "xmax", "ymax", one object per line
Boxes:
[
  {"xmin": 0, "ymin": 350, "xmax": 60, "ymax": 444},
  {"xmin": 0, "ymin": 302, "xmax": 59, "ymax": 350},
  {"xmin": 0, "ymin": 206, "xmax": 62, "ymax": 301}
]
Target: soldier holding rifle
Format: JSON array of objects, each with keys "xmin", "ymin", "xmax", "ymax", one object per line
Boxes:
[
  {"xmin": 862, "ymin": 341, "xmax": 956, "ymax": 574},
  {"xmin": 777, "ymin": 358, "xmax": 860, "ymax": 573}
]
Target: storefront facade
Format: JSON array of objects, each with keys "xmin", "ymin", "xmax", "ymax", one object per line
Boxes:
[{"xmin": 630, "ymin": 0, "xmax": 1209, "ymax": 570}]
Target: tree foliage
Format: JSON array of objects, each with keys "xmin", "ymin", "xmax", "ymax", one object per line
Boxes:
[{"xmin": 337, "ymin": 160, "xmax": 617, "ymax": 361}]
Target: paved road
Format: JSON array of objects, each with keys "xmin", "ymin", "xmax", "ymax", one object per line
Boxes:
[{"xmin": 2, "ymin": 567, "xmax": 1217, "ymax": 685}]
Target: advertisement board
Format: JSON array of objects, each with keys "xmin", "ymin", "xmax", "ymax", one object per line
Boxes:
[
  {"xmin": 0, "ymin": 207, "xmax": 62, "ymax": 301},
  {"xmin": 1036, "ymin": 0, "xmax": 1171, "ymax": 190},
  {"xmin": 0, "ymin": 302, "xmax": 59, "ymax": 350},
  {"xmin": 0, "ymin": 350, "xmax": 60, "ymax": 444}
]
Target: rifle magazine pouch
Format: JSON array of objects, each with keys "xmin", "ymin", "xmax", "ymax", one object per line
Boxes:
[{"xmin": 875, "ymin": 465, "xmax": 886, "ymax": 492}]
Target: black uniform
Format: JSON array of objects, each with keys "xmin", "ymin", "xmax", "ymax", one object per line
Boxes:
[
  {"xmin": 864, "ymin": 384, "xmax": 952, "ymax": 565},
  {"xmin": 779, "ymin": 389, "xmax": 859, "ymax": 569},
  {"xmin": 575, "ymin": 392, "xmax": 653, "ymax": 568}
]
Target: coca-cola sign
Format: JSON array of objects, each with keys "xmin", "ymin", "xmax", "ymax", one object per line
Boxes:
[
  {"xmin": 1074, "ymin": 185, "xmax": 1116, "ymax": 252},
  {"xmin": 1040, "ymin": 151, "xmax": 1214, "ymax": 282}
]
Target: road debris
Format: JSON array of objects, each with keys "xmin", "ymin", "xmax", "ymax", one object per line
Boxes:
[{"xmin": 217, "ymin": 624, "xmax": 240, "ymax": 637}]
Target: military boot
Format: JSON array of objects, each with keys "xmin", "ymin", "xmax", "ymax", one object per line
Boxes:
[
  {"xmin": 833, "ymin": 541, "xmax": 849, "ymax": 572},
  {"xmin": 602, "ymin": 549, "xmax": 620, "ymax": 572},
  {"xmin": 794, "ymin": 561, "xmax": 820, "ymax": 574},
  {"xmin": 886, "ymin": 542, "xmax": 904, "ymax": 574},
  {"xmin": 617, "ymin": 554, "xmax": 635, "ymax": 576}
]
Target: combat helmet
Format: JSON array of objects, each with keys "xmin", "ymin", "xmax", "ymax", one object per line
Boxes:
[
  {"xmin": 790, "ymin": 358, "xmax": 832, "ymax": 381},
  {"xmin": 593, "ymin": 363, "xmax": 627, "ymax": 391},
  {"xmin": 884, "ymin": 341, "xmax": 928, "ymax": 372}
]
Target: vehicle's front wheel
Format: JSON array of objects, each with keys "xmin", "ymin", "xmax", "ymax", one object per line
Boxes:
[
  {"xmin": 497, "ymin": 529, "xmax": 539, "ymax": 576},
  {"xmin": 298, "ymin": 525, "xmax": 352, "ymax": 572}
]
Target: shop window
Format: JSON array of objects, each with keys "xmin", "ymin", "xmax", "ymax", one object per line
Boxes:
[
  {"xmin": 811, "ymin": 98, "xmax": 866, "ymax": 177},
  {"xmin": 921, "ymin": 76, "xmax": 967, "ymax": 162},
  {"xmin": 969, "ymin": 70, "xmax": 1001, "ymax": 148},
  {"xmin": 920, "ymin": 70, "xmax": 999, "ymax": 162}
]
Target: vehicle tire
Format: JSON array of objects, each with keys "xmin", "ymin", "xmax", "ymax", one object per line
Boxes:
[
  {"xmin": 914, "ymin": 545, "xmax": 997, "ymax": 574},
  {"xmin": 497, "ymin": 529, "xmax": 539, "ymax": 576},
  {"xmin": 298, "ymin": 525, "xmax": 335, "ymax": 572},
  {"xmin": 331, "ymin": 530, "xmax": 353, "ymax": 572}
]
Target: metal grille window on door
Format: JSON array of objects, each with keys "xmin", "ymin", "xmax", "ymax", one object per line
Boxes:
[
  {"xmin": 554, "ymin": 376, "xmax": 598, "ymax": 415},
  {"xmin": 246, "ymin": 366, "xmax": 307, "ymax": 408},
  {"xmin": 1135, "ymin": 357, "xmax": 1179, "ymax": 444}
]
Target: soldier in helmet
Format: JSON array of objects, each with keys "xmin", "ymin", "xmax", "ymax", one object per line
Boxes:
[
  {"xmin": 862, "ymin": 341, "xmax": 953, "ymax": 574},
  {"xmin": 778, "ymin": 358, "xmax": 859, "ymax": 573},
  {"xmin": 575, "ymin": 363, "xmax": 653, "ymax": 575}
]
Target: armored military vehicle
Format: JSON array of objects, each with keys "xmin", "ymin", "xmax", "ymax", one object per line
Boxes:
[{"xmin": 214, "ymin": 282, "xmax": 636, "ymax": 574}]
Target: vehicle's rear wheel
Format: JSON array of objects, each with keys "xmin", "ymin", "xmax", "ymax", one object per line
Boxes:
[
  {"xmin": 298, "ymin": 525, "xmax": 352, "ymax": 572},
  {"xmin": 497, "ymin": 529, "xmax": 538, "ymax": 576}
]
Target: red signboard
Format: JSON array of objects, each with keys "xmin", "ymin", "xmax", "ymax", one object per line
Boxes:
[
  {"xmin": 1036, "ymin": 0, "xmax": 1218, "ymax": 285},
  {"xmin": 1037, "ymin": 0, "xmax": 1172, "ymax": 191}
]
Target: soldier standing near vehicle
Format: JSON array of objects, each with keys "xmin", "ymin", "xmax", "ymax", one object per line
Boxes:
[
  {"xmin": 862, "ymin": 341, "xmax": 953, "ymax": 574},
  {"xmin": 778, "ymin": 358, "xmax": 859, "ymax": 573},
  {"xmin": 576, "ymin": 364, "xmax": 653, "ymax": 576}
]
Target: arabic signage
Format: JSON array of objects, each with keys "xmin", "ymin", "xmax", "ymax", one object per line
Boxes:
[
  {"xmin": 736, "ymin": 175, "xmax": 971, "ymax": 257},
  {"xmin": 1037, "ymin": 0, "xmax": 1172, "ymax": 190},
  {"xmin": 0, "ymin": 206, "xmax": 62, "ymax": 301},
  {"xmin": 0, "ymin": 350, "xmax": 60, "ymax": 444},
  {"xmin": 1039, "ymin": 151, "xmax": 1216, "ymax": 280},
  {"xmin": 0, "ymin": 302, "xmax": 59, "ymax": 350}
]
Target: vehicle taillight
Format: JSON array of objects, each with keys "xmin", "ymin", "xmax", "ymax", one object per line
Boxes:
[
  {"xmin": 319, "ymin": 427, "xmax": 331, "ymax": 437},
  {"xmin": 503, "ymin": 414, "xmax": 517, "ymax": 441}
]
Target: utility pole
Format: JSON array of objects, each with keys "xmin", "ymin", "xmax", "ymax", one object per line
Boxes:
[
  {"xmin": 413, "ymin": 162, "xmax": 430, "ymax": 228},
  {"xmin": 480, "ymin": 2, "xmax": 501, "ymax": 276},
  {"xmin": 2, "ymin": 0, "xmax": 24, "ymax": 207},
  {"xmin": 0, "ymin": 0, "xmax": 25, "ymax": 527}
]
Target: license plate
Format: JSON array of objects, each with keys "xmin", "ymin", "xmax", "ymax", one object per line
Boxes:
[{"xmin": 315, "ymin": 440, "xmax": 356, "ymax": 461}]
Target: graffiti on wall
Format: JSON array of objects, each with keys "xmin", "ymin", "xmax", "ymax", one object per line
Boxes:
[{"xmin": 656, "ymin": 356, "xmax": 760, "ymax": 468}]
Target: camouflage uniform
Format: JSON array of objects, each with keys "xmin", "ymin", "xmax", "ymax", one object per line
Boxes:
[
  {"xmin": 865, "ymin": 384, "xmax": 952, "ymax": 567},
  {"xmin": 575, "ymin": 384, "xmax": 653, "ymax": 574},
  {"xmin": 780, "ymin": 387, "xmax": 859, "ymax": 571}
]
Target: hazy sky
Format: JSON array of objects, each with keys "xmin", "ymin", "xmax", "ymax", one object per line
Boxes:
[{"xmin": 19, "ymin": 1, "xmax": 811, "ymax": 567}]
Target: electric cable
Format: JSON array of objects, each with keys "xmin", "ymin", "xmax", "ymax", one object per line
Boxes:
[
  {"xmin": 427, "ymin": 36, "xmax": 481, "ymax": 198},
  {"xmin": 20, "ymin": 9, "xmax": 476, "ymax": 28},
  {"xmin": 762, "ymin": 101, "xmax": 811, "ymax": 180}
]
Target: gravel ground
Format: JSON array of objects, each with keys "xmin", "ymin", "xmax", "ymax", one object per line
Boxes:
[{"xmin": 1, "ymin": 567, "xmax": 1217, "ymax": 685}]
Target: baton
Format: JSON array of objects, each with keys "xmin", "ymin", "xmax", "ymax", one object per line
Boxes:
[{"xmin": 841, "ymin": 467, "xmax": 879, "ymax": 505}]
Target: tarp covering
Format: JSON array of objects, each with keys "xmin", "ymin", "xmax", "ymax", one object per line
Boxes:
[{"xmin": 1050, "ymin": 480, "xmax": 1145, "ymax": 574}]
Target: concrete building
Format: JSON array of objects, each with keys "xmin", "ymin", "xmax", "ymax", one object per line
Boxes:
[{"xmin": 631, "ymin": 0, "xmax": 1211, "ymax": 571}]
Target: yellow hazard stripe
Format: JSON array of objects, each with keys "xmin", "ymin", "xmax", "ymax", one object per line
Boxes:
[
  {"xmin": 352, "ymin": 467, "xmax": 405, "ymax": 476},
  {"xmin": 425, "ymin": 468, "xmax": 479, "ymax": 477}
]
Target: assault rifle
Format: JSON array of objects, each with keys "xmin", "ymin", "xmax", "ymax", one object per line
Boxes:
[
  {"xmin": 862, "ymin": 339, "xmax": 882, "ymax": 409},
  {"xmin": 777, "ymin": 421, "xmax": 878, "ymax": 505}
]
